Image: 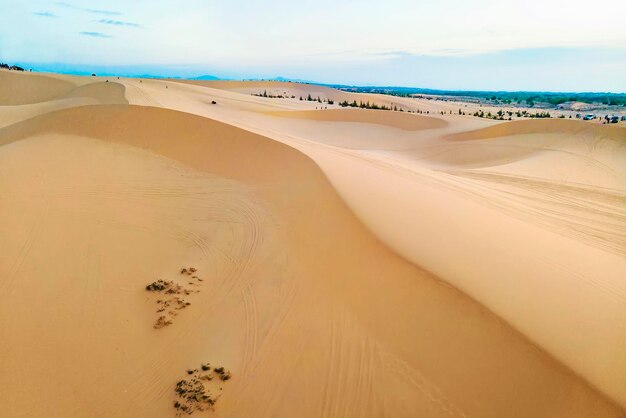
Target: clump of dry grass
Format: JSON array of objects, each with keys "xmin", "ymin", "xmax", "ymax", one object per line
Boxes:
[
  {"xmin": 146, "ymin": 267, "xmax": 204, "ymax": 329},
  {"xmin": 154, "ymin": 316, "xmax": 172, "ymax": 329},
  {"xmin": 173, "ymin": 363, "xmax": 231, "ymax": 415},
  {"xmin": 145, "ymin": 279, "xmax": 171, "ymax": 292}
]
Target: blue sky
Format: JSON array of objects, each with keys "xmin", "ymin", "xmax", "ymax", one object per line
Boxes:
[{"xmin": 1, "ymin": 0, "xmax": 625, "ymax": 92}]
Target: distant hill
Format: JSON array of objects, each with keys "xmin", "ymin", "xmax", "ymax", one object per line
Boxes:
[
  {"xmin": 268, "ymin": 76, "xmax": 314, "ymax": 83},
  {"xmin": 190, "ymin": 75, "xmax": 220, "ymax": 81}
]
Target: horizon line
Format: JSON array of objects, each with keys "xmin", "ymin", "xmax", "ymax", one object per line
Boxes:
[{"xmin": 4, "ymin": 62, "xmax": 626, "ymax": 95}]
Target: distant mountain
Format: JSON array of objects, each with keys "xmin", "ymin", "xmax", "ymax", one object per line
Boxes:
[
  {"xmin": 190, "ymin": 75, "xmax": 220, "ymax": 81},
  {"xmin": 269, "ymin": 76, "xmax": 308, "ymax": 83},
  {"xmin": 127, "ymin": 74, "xmax": 220, "ymax": 80},
  {"xmin": 130, "ymin": 74, "xmax": 171, "ymax": 79}
]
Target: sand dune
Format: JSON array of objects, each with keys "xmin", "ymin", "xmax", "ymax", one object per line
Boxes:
[
  {"xmin": 265, "ymin": 109, "xmax": 449, "ymax": 131},
  {"xmin": 177, "ymin": 80, "xmax": 344, "ymax": 100},
  {"xmin": 189, "ymin": 79, "xmax": 450, "ymax": 113},
  {"xmin": 0, "ymin": 70, "xmax": 76, "ymax": 105},
  {"xmin": 156, "ymin": 81, "xmax": 626, "ymax": 410},
  {"xmin": 1, "ymin": 74, "xmax": 625, "ymax": 417},
  {"xmin": 61, "ymin": 81, "xmax": 128, "ymax": 104},
  {"xmin": 446, "ymin": 118, "xmax": 625, "ymax": 141},
  {"xmin": 0, "ymin": 71, "xmax": 128, "ymax": 128},
  {"xmin": 0, "ymin": 71, "xmax": 128, "ymax": 106}
]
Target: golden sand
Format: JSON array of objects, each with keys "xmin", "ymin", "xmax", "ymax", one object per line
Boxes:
[{"xmin": 1, "ymin": 70, "xmax": 625, "ymax": 417}]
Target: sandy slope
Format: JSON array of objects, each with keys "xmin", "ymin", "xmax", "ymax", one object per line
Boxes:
[
  {"xmin": 265, "ymin": 109, "xmax": 449, "ymax": 130},
  {"xmin": 0, "ymin": 71, "xmax": 127, "ymax": 128},
  {"xmin": 1, "ymin": 72, "xmax": 625, "ymax": 417},
  {"xmin": 239, "ymin": 107, "xmax": 626, "ymax": 409},
  {"xmin": 121, "ymin": 78, "xmax": 626, "ymax": 409},
  {"xmin": 0, "ymin": 70, "xmax": 76, "ymax": 105}
]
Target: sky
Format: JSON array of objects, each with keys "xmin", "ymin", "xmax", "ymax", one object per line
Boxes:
[{"xmin": 1, "ymin": 0, "xmax": 625, "ymax": 92}]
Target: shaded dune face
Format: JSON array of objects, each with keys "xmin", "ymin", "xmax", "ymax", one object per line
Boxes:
[
  {"xmin": 1, "ymin": 104, "xmax": 623, "ymax": 417},
  {"xmin": 0, "ymin": 71, "xmax": 127, "ymax": 105},
  {"xmin": 0, "ymin": 71, "xmax": 76, "ymax": 105},
  {"xmin": 60, "ymin": 81, "xmax": 128, "ymax": 104},
  {"xmin": 0, "ymin": 105, "xmax": 310, "ymax": 184},
  {"xmin": 265, "ymin": 109, "xmax": 449, "ymax": 131},
  {"xmin": 0, "ymin": 77, "xmax": 128, "ymax": 129}
]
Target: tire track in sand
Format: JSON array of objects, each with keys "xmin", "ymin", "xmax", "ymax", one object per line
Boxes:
[
  {"xmin": 0, "ymin": 169, "xmax": 48, "ymax": 300},
  {"xmin": 240, "ymin": 281, "xmax": 259, "ymax": 381},
  {"xmin": 321, "ymin": 308, "xmax": 384, "ymax": 418},
  {"xmin": 320, "ymin": 307, "xmax": 468, "ymax": 418}
]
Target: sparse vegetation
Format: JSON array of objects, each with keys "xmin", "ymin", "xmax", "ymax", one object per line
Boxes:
[
  {"xmin": 330, "ymin": 85, "xmax": 626, "ymax": 108},
  {"xmin": 0, "ymin": 62, "xmax": 24, "ymax": 71},
  {"xmin": 146, "ymin": 279, "xmax": 170, "ymax": 292},
  {"xmin": 473, "ymin": 109, "xmax": 551, "ymax": 120},
  {"xmin": 154, "ymin": 316, "xmax": 173, "ymax": 329},
  {"xmin": 145, "ymin": 267, "xmax": 203, "ymax": 329},
  {"xmin": 253, "ymin": 91, "xmax": 334, "ymax": 104},
  {"xmin": 173, "ymin": 363, "xmax": 232, "ymax": 415},
  {"xmin": 338, "ymin": 100, "xmax": 391, "ymax": 111},
  {"xmin": 253, "ymin": 90, "xmax": 290, "ymax": 99}
]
